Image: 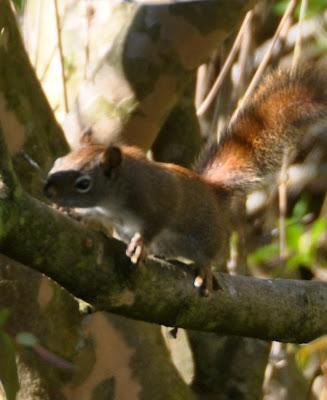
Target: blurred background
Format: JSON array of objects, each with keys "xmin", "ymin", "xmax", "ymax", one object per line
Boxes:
[{"xmin": 3, "ymin": 0, "xmax": 327, "ymax": 399}]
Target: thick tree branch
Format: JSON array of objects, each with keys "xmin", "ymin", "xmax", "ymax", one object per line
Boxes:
[{"xmin": 0, "ymin": 125, "xmax": 326, "ymax": 344}]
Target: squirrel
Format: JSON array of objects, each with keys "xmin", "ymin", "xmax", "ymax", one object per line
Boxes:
[{"xmin": 44, "ymin": 66, "xmax": 327, "ymax": 296}]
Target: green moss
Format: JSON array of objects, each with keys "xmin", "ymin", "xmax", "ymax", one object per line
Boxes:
[
  {"xmin": 41, "ymin": 282, "xmax": 81, "ymax": 359},
  {"xmin": 34, "ymin": 257, "xmax": 44, "ymax": 266},
  {"xmin": 0, "ymin": 199, "xmax": 18, "ymax": 242}
]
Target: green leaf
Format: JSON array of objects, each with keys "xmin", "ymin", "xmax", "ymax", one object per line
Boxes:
[
  {"xmin": 296, "ymin": 336, "xmax": 327, "ymax": 370},
  {"xmin": 274, "ymin": 0, "xmax": 326, "ymax": 17},
  {"xmin": 286, "ymin": 252, "xmax": 311, "ymax": 271},
  {"xmin": 0, "ymin": 309, "xmax": 10, "ymax": 328},
  {"xmin": 11, "ymin": 0, "xmax": 25, "ymax": 13},
  {"xmin": 293, "ymin": 198, "xmax": 308, "ymax": 220},
  {"xmin": 16, "ymin": 332, "xmax": 38, "ymax": 348},
  {"xmin": 248, "ymin": 243, "xmax": 279, "ymax": 265},
  {"xmin": 286, "ymin": 224, "xmax": 304, "ymax": 251},
  {"xmin": 0, "ymin": 332, "xmax": 19, "ymax": 400},
  {"xmin": 311, "ymin": 218, "xmax": 327, "ymax": 247}
]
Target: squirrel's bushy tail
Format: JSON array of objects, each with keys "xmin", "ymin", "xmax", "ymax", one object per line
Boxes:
[{"xmin": 196, "ymin": 66, "xmax": 327, "ymax": 191}]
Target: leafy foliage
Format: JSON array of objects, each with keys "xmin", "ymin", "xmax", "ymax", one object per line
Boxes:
[
  {"xmin": 11, "ymin": 0, "xmax": 25, "ymax": 13},
  {"xmin": 274, "ymin": 0, "xmax": 327, "ymax": 17},
  {"xmin": 249, "ymin": 198, "xmax": 327, "ymax": 273}
]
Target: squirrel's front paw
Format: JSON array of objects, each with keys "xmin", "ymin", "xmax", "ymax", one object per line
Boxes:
[
  {"xmin": 194, "ymin": 267, "xmax": 219, "ymax": 297},
  {"xmin": 194, "ymin": 275, "xmax": 211, "ymax": 297},
  {"xmin": 126, "ymin": 233, "xmax": 146, "ymax": 264}
]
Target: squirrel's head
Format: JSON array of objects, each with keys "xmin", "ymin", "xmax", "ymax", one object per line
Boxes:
[{"xmin": 44, "ymin": 144, "xmax": 123, "ymax": 207}]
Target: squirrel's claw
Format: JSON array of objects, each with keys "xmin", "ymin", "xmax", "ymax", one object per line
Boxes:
[
  {"xmin": 194, "ymin": 267, "xmax": 215, "ymax": 297},
  {"xmin": 126, "ymin": 232, "xmax": 145, "ymax": 264}
]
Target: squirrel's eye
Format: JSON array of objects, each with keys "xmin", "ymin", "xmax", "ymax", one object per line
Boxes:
[{"xmin": 75, "ymin": 176, "xmax": 92, "ymax": 193}]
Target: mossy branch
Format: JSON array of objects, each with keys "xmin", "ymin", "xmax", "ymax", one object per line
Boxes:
[{"xmin": 0, "ymin": 124, "xmax": 326, "ymax": 344}]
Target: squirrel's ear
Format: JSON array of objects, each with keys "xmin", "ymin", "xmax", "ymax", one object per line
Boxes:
[{"xmin": 101, "ymin": 145, "xmax": 122, "ymax": 174}]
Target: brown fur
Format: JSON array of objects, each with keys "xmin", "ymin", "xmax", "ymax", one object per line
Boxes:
[
  {"xmin": 45, "ymin": 66, "xmax": 327, "ymax": 296},
  {"xmin": 196, "ymin": 66, "xmax": 327, "ymax": 190}
]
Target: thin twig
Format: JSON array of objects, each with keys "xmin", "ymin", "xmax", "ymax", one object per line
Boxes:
[
  {"xmin": 270, "ymin": 15, "xmax": 292, "ymax": 68},
  {"xmin": 39, "ymin": 46, "xmax": 57, "ymax": 83},
  {"xmin": 278, "ymin": 0, "xmax": 306, "ymax": 260},
  {"xmin": 230, "ymin": 0, "xmax": 298, "ymax": 125},
  {"xmin": 278, "ymin": 151, "xmax": 289, "ymax": 260},
  {"xmin": 33, "ymin": 345, "xmax": 74, "ymax": 370},
  {"xmin": 84, "ymin": 2, "xmax": 95, "ymax": 80},
  {"xmin": 53, "ymin": 0, "xmax": 69, "ymax": 113},
  {"xmin": 209, "ymin": 45, "xmax": 230, "ymax": 140},
  {"xmin": 33, "ymin": 0, "xmax": 44, "ymax": 70},
  {"xmin": 253, "ymin": 13, "xmax": 327, "ymax": 68},
  {"xmin": 195, "ymin": 63, "xmax": 208, "ymax": 110},
  {"xmin": 196, "ymin": 10, "xmax": 253, "ymax": 117},
  {"xmin": 235, "ymin": 6, "xmax": 253, "ymax": 98},
  {"xmin": 292, "ymin": 0, "xmax": 308, "ymax": 72},
  {"xmin": 227, "ymin": 232, "xmax": 238, "ymax": 275},
  {"xmin": 39, "ymin": 8, "xmax": 69, "ymax": 83}
]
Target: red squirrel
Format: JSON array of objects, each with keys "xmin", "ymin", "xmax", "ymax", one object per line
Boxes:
[{"xmin": 44, "ymin": 67, "xmax": 327, "ymax": 295}]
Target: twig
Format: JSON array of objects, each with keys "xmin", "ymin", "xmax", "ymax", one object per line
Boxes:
[
  {"xmin": 84, "ymin": 2, "xmax": 95, "ymax": 80},
  {"xmin": 270, "ymin": 14, "xmax": 292, "ymax": 68},
  {"xmin": 33, "ymin": 0, "xmax": 44, "ymax": 70},
  {"xmin": 39, "ymin": 8, "xmax": 69, "ymax": 83},
  {"xmin": 196, "ymin": 10, "xmax": 253, "ymax": 117},
  {"xmin": 230, "ymin": 0, "xmax": 298, "ymax": 125},
  {"xmin": 33, "ymin": 345, "xmax": 74, "ymax": 370},
  {"xmin": 208, "ymin": 45, "xmax": 230, "ymax": 140},
  {"xmin": 234, "ymin": 5, "xmax": 253, "ymax": 97},
  {"xmin": 305, "ymin": 366, "xmax": 321, "ymax": 400},
  {"xmin": 53, "ymin": 0, "xmax": 69, "ymax": 113},
  {"xmin": 227, "ymin": 232, "xmax": 238, "ymax": 275},
  {"xmin": 292, "ymin": 0, "xmax": 308, "ymax": 72},
  {"xmin": 278, "ymin": 151, "xmax": 289, "ymax": 260},
  {"xmin": 39, "ymin": 46, "xmax": 57, "ymax": 83},
  {"xmin": 263, "ymin": 342, "xmax": 287, "ymax": 394},
  {"xmin": 195, "ymin": 63, "xmax": 208, "ymax": 110},
  {"xmin": 253, "ymin": 13, "xmax": 327, "ymax": 68},
  {"xmin": 278, "ymin": 0, "xmax": 306, "ymax": 260}
]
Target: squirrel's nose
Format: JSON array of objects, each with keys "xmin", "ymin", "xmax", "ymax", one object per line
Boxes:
[{"xmin": 43, "ymin": 179, "xmax": 57, "ymax": 199}]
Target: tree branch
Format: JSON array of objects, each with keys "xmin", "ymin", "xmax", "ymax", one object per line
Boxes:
[{"xmin": 0, "ymin": 125, "xmax": 326, "ymax": 344}]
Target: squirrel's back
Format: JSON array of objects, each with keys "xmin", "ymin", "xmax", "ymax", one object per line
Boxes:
[{"xmin": 196, "ymin": 66, "xmax": 327, "ymax": 191}]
